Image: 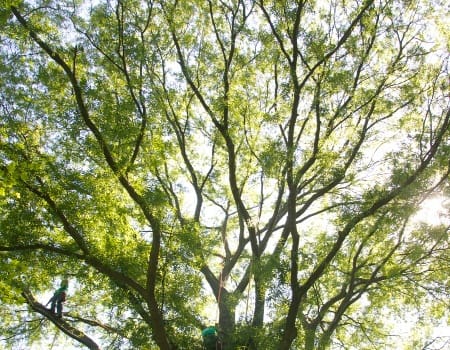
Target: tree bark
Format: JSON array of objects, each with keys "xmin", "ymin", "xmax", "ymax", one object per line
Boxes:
[
  {"xmin": 252, "ymin": 276, "xmax": 265, "ymax": 327},
  {"xmin": 218, "ymin": 289, "xmax": 236, "ymax": 350}
]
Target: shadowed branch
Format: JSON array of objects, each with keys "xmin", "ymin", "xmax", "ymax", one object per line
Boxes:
[{"xmin": 21, "ymin": 289, "xmax": 100, "ymax": 350}]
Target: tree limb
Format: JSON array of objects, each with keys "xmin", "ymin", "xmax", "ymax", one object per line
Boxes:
[{"xmin": 21, "ymin": 289, "xmax": 100, "ymax": 350}]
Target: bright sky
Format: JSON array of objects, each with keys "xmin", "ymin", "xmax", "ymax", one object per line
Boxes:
[{"xmin": 414, "ymin": 195, "xmax": 449, "ymax": 226}]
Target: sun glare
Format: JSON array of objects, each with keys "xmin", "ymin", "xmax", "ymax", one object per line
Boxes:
[{"xmin": 413, "ymin": 195, "xmax": 449, "ymax": 226}]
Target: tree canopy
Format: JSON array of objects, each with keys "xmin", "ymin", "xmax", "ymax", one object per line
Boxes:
[{"xmin": 0, "ymin": 0, "xmax": 449, "ymax": 349}]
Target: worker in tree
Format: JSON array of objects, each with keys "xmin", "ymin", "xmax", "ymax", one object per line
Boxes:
[
  {"xmin": 202, "ymin": 324, "xmax": 220, "ymax": 350},
  {"xmin": 47, "ymin": 279, "xmax": 68, "ymax": 318}
]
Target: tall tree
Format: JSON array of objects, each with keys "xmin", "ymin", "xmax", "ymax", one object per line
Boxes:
[{"xmin": 1, "ymin": 0, "xmax": 449, "ymax": 349}]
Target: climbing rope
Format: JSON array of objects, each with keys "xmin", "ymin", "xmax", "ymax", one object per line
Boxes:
[
  {"xmin": 215, "ymin": 271, "xmax": 224, "ymax": 324},
  {"xmin": 244, "ymin": 269, "xmax": 252, "ymax": 323},
  {"xmin": 49, "ymin": 331, "xmax": 58, "ymax": 349}
]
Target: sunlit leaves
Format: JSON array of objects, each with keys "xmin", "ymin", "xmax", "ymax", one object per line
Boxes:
[{"xmin": 0, "ymin": 0, "xmax": 449, "ymax": 349}]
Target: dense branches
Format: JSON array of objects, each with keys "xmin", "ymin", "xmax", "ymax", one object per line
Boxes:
[{"xmin": 0, "ymin": 0, "xmax": 449, "ymax": 349}]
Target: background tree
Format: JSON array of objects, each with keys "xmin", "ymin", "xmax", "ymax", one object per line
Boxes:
[{"xmin": 0, "ymin": 0, "xmax": 449, "ymax": 349}]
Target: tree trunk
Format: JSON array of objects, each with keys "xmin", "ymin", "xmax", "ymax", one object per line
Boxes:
[
  {"xmin": 303, "ymin": 324, "xmax": 318, "ymax": 350},
  {"xmin": 252, "ymin": 277, "xmax": 265, "ymax": 327},
  {"xmin": 218, "ymin": 290, "xmax": 236, "ymax": 350},
  {"xmin": 277, "ymin": 288, "xmax": 301, "ymax": 350}
]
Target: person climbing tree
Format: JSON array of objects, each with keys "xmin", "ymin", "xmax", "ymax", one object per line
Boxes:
[
  {"xmin": 202, "ymin": 325, "xmax": 220, "ymax": 350},
  {"xmin": 47, "ymin": 279, "xmax": 68, "ymax": 318}
]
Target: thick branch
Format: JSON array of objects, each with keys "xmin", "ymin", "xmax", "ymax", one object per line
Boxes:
[
  {"xmin": 22, "ymin": 181, "xmax": 90, "ymax": 255},
  {"xmin": 300, "ymin": 108, "xmax": 450, "ymax": 295},
  {"xmin": 66, "ymin": 314, "xmax": 127, "ymax": 338},
  {"xmin": 10, "ymin": 8, "xmax": 169, "ymax": 348},
  {"xmin": 10, "ymin": 6, "xmax": 118, "ymax": 176},
  {"xmin": 21, "ymin": 289, "xmax": 100, "ymax": 350},
  {"xmin": 0, "ymin": 243, "xmax": 146, "ymax": 296}
]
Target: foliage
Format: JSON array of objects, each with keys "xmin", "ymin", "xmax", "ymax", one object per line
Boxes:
[{"xmin": 0, "ymin": 0, "xmax": 449, "ymax": 349}]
